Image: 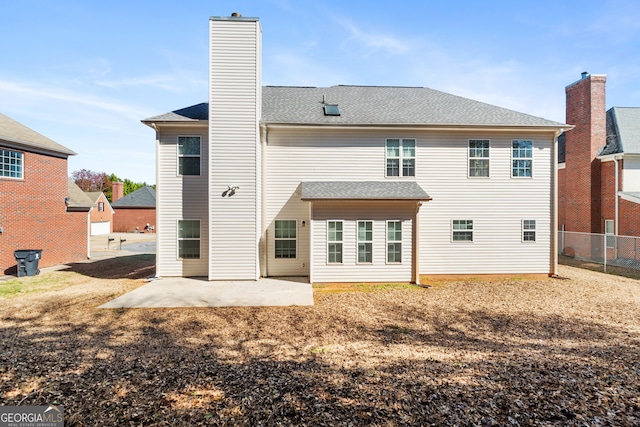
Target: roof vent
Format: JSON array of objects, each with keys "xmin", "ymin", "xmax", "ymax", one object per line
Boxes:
[
  {"xmin": 581, "ymin": 71, "xmax": 589, "ymax": 79},
  {"xmin": 231, "ymin": 12, "xmax": 242, "ymax": 17}
]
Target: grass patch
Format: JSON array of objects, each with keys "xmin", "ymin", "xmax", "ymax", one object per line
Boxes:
[
  {"xmin": 559, "ymin": 255, "xmax": 640, "ymax": 280},
  {"xmin": 313, "ymin": 282, "xmax": 423, "ymax": 294},
  {"xmin": 0, "ymin": 271, "xmax": 79, "ymax": 299}
]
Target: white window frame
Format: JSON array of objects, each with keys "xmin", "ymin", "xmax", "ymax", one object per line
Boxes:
[
  {"xmin": 522, "ymin": 219, "xmax": 536, "ymax": 243},
  {"xmin": 357, "ymin": 220, "xmax": 373, "ymax": 264},
  {"xmin": 327, "ymin": 220, "xmax": 343, "ymax": 264},
  {"xmin": 274, "ymin": 220, "xmax": 297, "ymax": 259},
  {"xmin": 177, "ymin": 219, "xmax": 201, "ymax": 260},
  {"xmin": 605, "ymin": 219, "xmax": 615, "ymax": 249},
  {"xmin": 468, "ymin": 139, "xmax": 490, "ymax": 178},
  {"xmin": 177, "ymin": 135, "xmax": 201, "ymax": 176},
  {"xmin": 0, "ymin": 148, "xmax": 23, "ymax": 179},
  {"xmin": 452, "ymin": 219, "xmax": 474, "ymax": 242},
  {"xmin": 386, "ymin": 220, "xmax": 402, "ymax": 264},
  {"xmin": 98, "ymin": 201, "xmax": 104, "ymax": 212},
  {"xmin": 386, "ymin": 138, "xmax": 416, "ymax": 177},
  {"xmin": 512, "ymin": 139, "xmax": 533, "ymax": 178}
]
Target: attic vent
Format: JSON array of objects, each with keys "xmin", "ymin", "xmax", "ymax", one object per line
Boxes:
[
  {"xmin": 324, "ymin": 104, "xmax": 340, "ymax": 116},
  {"xmin": 231, "ymin": 12, "xmax": 242, "ymax": 17}
]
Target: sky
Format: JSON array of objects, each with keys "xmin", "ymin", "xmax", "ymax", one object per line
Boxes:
[{"xmin": 2, "ymin": 0, "xmax": 640, "ymax": 185}]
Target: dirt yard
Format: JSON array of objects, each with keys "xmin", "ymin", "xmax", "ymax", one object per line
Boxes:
[{"xmin": 0, "ymin": 256, "xmax": 638, "ymax": 426}]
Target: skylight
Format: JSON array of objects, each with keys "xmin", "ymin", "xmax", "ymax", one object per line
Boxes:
[{"xmin": 324, "ymin": 104, "xmax": 340, "ymax": 116}]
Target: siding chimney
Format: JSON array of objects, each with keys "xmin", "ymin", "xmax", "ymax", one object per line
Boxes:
[
  {"xmin": 112, "ymin": 181, "xmax": 124, "ymax": 202},
  {"xmin": 564, "ymin": 73, "xmax": 607, "ymax": 233}
]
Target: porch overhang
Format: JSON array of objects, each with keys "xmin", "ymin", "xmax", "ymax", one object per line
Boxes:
[{"xmin": 300, "ymin": 181, "xmax": 431, "ymax": 202}]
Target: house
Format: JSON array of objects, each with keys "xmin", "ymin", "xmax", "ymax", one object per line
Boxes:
[
  {"xmin": 111, "ymin": 184, "xmax": 156, "ymax": 233},
  {"xmin": 559, "ymin": 72, "xmax": 640, "ymax": 239},
  {"xmin": 141, "ymin": 14, "xmax": 570, "ymax": 283},
  {"xmin": 0, "ymin": 113, "xmax": 91, "ymax": 275},
  {"xmin": 85, "ymin": 191, "xmax": 114, "ymax": 235}
]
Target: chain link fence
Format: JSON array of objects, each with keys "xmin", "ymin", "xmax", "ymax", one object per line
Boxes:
[{"xmin": 558, "ymin": 230, "xmax": 640, "ymax": 272}]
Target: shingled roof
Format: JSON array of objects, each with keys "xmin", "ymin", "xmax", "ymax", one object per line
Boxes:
[
  {"xmin": 0, "ymin": 113, "xmax": 76, "ymax": 156},
  {"xmin": 301, "ymin": 181, "xmax": 431, "ymax": 201},
  {"xmin": 142, "ymin": 86, "xmax": 568, "ymax": 128},
  {"xmin": 112, "ymin": 186, "xmax": 156, "ymax": 208},
  {"xmin": 600, "ymin": 107, "xmax": 640, "ymax": 156}
]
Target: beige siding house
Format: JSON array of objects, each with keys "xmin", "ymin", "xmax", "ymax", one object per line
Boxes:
[{"xmin": 142, "ymin": 14, "xmax": 570, "ymax": 283}]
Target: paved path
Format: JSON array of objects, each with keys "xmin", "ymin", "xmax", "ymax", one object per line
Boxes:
[{"xmin": 99, "ymin": 276, "xmax": 314, "ymax": 308}]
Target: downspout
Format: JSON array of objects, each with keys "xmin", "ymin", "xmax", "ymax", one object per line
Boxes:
[
  {"xmin": 87, "ymin": 207, "xmax": 94, "ymax": 259},
  {"xmin": 260, "ymin": 124, "xmax": 268, "ymax": 278},
  {"xmin": 412, "ymin": 202, "xmax": 422, "ymax": 284},
  {"xmin": 152, "ymin": 123, "xmax": 160, "ymax": 277},
  {"xmin": 614, "ymin": 155, "xmax": 620, "ymax": 237},
  {"xmin": 551, "ymin": 129, "xmax": 564, "ymax": 277}
]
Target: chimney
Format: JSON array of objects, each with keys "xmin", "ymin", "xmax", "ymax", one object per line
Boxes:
[
  {"xmin": 112, "ymin": 181, "xmax": 124, "ymax": 202},
  {"xmin": 564, "ymin": 72, "xmax": 607, "ymax": 233}
]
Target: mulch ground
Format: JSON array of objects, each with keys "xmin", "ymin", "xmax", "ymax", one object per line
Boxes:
[{"xmin": 0, "ymin": 255, "xmax": 639, "ymax": 426}]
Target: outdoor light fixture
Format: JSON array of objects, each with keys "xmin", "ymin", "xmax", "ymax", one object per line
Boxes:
[{"xmin": 221, "ymin": 186, "xmax": 240, "ymax": 197}]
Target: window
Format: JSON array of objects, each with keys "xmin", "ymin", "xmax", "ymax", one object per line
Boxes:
[
  {"xmin": 357, "ymin": 221, "xmax": 373, "ymax": 263},
  {"xmin": 386, "ymin": 138, "xmax": 415, "ymax": 177},
  {"xmin": 512, "ymin": 140, "xmax": 533, "ymax": 177},
  {"xmin": 387, "ymin": 221, "xmax": 402, "ymax": 263},
  {"xmin": 324, "ymin": 104, "xmax": 340, "ymax": 116},
  {"xmin": 0, "ymin": 149, "xmax": 23, "ymax": 179},
  {"xmin": 523, "ymin": 220, "xmax": 536, "ymax": 242},
  {"xmin": 275, "ymin": 220, "xmax": 297, "ymax": 258},
  {"xmin": 605, "ymin": 220, "xmax": 615, "ymax": 248},
  {"xmin": 469, "ymin": 140, "xmax": 490, "ymax": 177},
  {"xmin": 327, "ymin": 221, "xmax": 343, "ymax": 263},
  {"xmin": 98, "ymin": 201, "xmax": 104, "ymax": 212},
  {"xmin": 178, "ymin": 220, "xmax": 200, "ymax": 259},
  {"xmin": 452, "ymin": 220, "xmax": 473, "ymax": 242},
  {"xmin": 178, "ymin": 136, "xmax": 201, "ymax": 176}
]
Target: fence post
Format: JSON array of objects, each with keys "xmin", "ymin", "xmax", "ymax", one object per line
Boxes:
[{"xmin": 604, "ymin": 233, "xmax": 607, "ymax": 273}]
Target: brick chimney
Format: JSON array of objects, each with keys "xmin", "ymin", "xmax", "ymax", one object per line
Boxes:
[
  {"xmin": 112, "ymin": 181, "xmax": 124, "ymax": 202},
  {"xmin": 564, "ymin": 72, "xmax": 607, "ymax": 233}
]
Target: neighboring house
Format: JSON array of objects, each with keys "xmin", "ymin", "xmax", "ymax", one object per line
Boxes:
[
  {"xmin": 0, "ymin": 113, "xmax": 91, "ymax": 275},
  {"xmin": 111, "ymin": 184, "xmax": 156, "ymax": 233},
  {"xmin": 85, "ymin": 191, "xmax": 114, "ymax": 235},
  {"xmin": 559, "ymin": 73, "xmax": 640, "ymax": 239},
  {"xmin": 141, "ymin": 14, "xmax": 570, "ymax": 283}
]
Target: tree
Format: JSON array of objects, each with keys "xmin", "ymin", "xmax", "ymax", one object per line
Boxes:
[{"xmin": 71, "ymin": 169, "xmax": 109, "ymax": 192}]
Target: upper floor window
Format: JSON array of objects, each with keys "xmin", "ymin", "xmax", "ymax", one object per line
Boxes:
[
  {"xmin": 178, "ymin": 136, "xmax": 201, "ymax": 176},
  {"xmin": 386, "ymin": 138, "xmax": 415, "ymax": 177},
  {"xmin": 98, "ymin": 201, "xmax": 104, "ymax": 212},
  {"xmin": 512, "ymin": 140, "xmax": 533, "ymax": 178},
  {"xmin": 1, "ymin": 149, "xmax": 23, "ymax": 179},
  {"xmin": 469, "ymin": 140, "xmax": 490, "ymax": 177},
  {"xmin": 275, "ymin": 220, "xmax": 297, "ymax": 259}
]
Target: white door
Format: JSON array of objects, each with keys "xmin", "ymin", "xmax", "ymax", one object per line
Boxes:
[{"xmin": 91, "ymin": 221, "xmax": 110, "ymax": 235}]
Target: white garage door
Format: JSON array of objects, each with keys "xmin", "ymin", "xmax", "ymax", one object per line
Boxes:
[{"xmin": 91, "ymin": 221, "xmax": 110, "ymax": 235}]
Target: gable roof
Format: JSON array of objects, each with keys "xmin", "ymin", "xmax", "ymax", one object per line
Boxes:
[
  {"xmin": 600, "ymin": 107, "xmax": 640, "ymax": 156},
  {"xmin": 142, "ymin": 86, "xmax": 568, "ymax": 129},
  {"xmin": 301, "ymin": 181, "xmax": 431, "ymax": 201},
  {"xmin": 66, "ymin": 180, "xmax": 94, "ymax": 211},
  {"xmin": 0, "ymin": 113, "xmax": 76, "ymax": 156},
  {"xmin": 111, "ymin": 186, "xmax": 156, "ymax": 208}
]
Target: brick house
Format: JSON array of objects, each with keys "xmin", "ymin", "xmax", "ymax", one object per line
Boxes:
[
  {"xmin": 0, "ymin": 113, "xmax": 91, "ymax": 275},
  {"xmin": 85, "ymin": 191, "xmax": 114, "ymax": 235},
  {"xmin": 559, "ymin": 73, "xmax": 640, "ymax": 239},
  {"xmin": 111, "ymin": 183, "xmax": 156, "ymax": 233}
]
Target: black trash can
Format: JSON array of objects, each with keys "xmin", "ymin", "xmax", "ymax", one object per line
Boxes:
[{"xmin": 14, "ymin": 249, "xmax": 43, "ymax": 277}]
